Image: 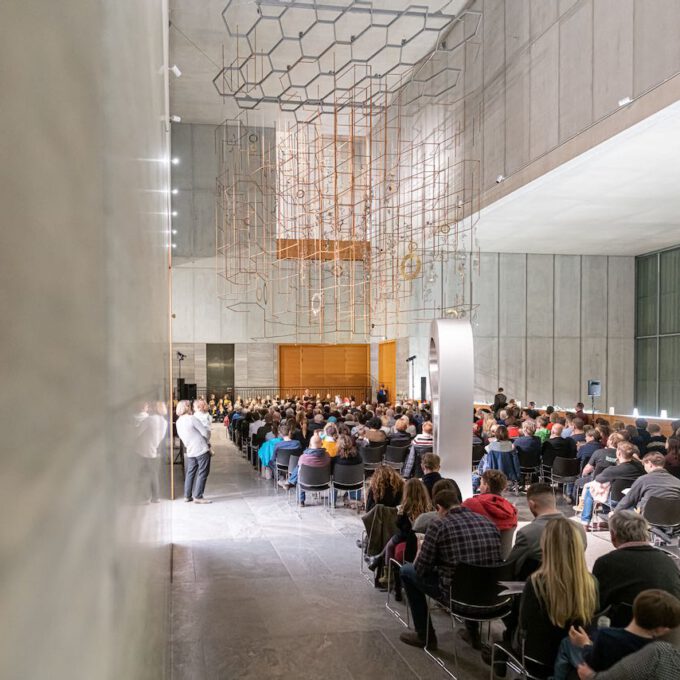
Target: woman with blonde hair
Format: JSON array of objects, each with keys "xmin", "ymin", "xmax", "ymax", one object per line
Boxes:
[
  {"xmin": 481, "ymin": 412, "xmax": 497, "ymax": 440},
  {"xmin": 366, "ymin": 464, "xmax": 404, "ymax": 512},
  {"xmin": 519, "ymin": 517, "xmax": 599, "ymax": 670}
]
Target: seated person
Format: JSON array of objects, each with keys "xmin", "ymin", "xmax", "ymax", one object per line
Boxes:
[
  {"xmin": 615, "ymin": 452, "xmax": 680, "ymax": 512},
  {"xmin": 645, "ymin": 424, "xmax": 667, "ymax": 454},
  {"xmin": 281, "ymin": 433, "xmax": 329, "ymax": 507},
  {"xmin": 365, "ymin": 464, "xmax": 403, "ymax": 512},
  {"xmin": 505, "ymin": 415, "xmax": 521, "ymax": 439},
  {"xmin": 592, "ymin": 511, "xmax": 680, "ymax": 614},
  {"xmin": 513, "ymin": 419, "xmax": 542, "ymax": 461},
  {"xmin": 362, "ymin": 416, "xmax": 387, "ymax": 444},
  {"xmin": 515, "ymin": 518, "xmax": 598, "ymax": 672},
  {"xmin": 473, "ymin": 425, "xmax": 520, "ymax": 492},
  {"xmin": 576, "ymin": 432, "xmax": 625, "ymax": 497},
  {"xmin": 635, "ymin": 418, "xmax": 652, "ymax": 453},
  {"xmin": 542, "ymin": 423, "xmax": 577, "ymax": 467},
  {"xmin": 665, "ymin": 436, "xmax": 680, "ymax": 478},
  {"xmin": 368, "ymin": 478, "xmax": 432, "ymax": 591},
  {"xmin": 321, "ymin": 422, "xmax": 338, "ymax": 457},
  {"xmin": 569, "ymin": 417, "xmax": 587, "ymax": 445},
  {"xmin": 273, "ymin": 424, "xmax": 302, "ymax": 482},
  {"xmin": 535, "ymin": 415, "xmax": 551, "ymax": 444},
  {"xmin": 402, "ymin": 421, "xmax": 434, "ymax": 478},
  {"xmin": 578, "ymin": 441, "xmax": 645, "ymax": 530},
  {"xmin": 577, "ymin": 428, "xmax": 604, "ymax": 471},
  {"xmin": 462, "ymin": 469, "xmax": 518, "ymax": 531},
  {"xmin": 575, "ymin": 639, "xmax": 680, "ymax": 679},
  {"xmin": 331, "ymin": 433, "xmax": 362, "ymax": 506},
  {"xmin": 387, "ymin": 416, "xmax": 412, "ymax": 446},
  {"xmin": 555, "ymin": 589, "xmax": 680, "ymax": 680},
  {"xmin": 507, "ymin": 483, "xmax": 586, "ymax": 579},
  {"xmin": 420, "ymin": 452, "xmax": 442, "ymax": 498},
  {"xmin": 306, "ymin": 412, "xmax": 326, "ymax": 437},
  {"xmin": 412, "ymin": 478, "xmax": 462, "ymax": 533},
  {"xmin": 399, "ymin": 489, "xmax": 501, "ymax": 650}
]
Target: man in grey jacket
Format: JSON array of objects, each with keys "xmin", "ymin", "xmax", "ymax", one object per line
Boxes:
[
  {"xmin": 507, "ymin": 483, "xmax": 586, "ymax": 577},
  {"xmin": 615, "ymin": 452, "xmax": 680, "ymax": 512}
]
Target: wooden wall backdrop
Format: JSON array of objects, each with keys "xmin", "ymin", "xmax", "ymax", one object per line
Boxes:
[
  {"xmin": 279, "ymin": 344, "xmax": 370, "ymax": 394},
  {"xmin": 378, "ymin": 340, "xmax": 397, "ymax": 403}
]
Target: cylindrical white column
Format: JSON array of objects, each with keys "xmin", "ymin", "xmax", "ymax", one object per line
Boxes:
[{"xmin": 429, "ymin": 318, "xmax": 474, "ymax": 499}]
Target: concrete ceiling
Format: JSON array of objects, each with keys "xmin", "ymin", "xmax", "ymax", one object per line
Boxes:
[
  {"xmin": 169, "ymin": 0, "xmax": 467, "ymax": 125},
  {"xmin": 476, "ymin": 99, "xmax": 680, "ymax": 256}
]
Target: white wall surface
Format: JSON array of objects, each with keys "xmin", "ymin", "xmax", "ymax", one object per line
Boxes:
[{"xmin": 0, "ymin": 1, "xmax": 171, "ymax": 678}]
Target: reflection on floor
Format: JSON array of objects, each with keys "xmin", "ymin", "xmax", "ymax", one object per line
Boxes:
[{"xmin": 170, "ymin": 427, "xmax": 615, "ymax": 680}]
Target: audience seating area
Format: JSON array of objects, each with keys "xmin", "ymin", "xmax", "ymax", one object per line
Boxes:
[{"xmin": 217, "ymin": 390, "xmax": 680, "ymax": 679}]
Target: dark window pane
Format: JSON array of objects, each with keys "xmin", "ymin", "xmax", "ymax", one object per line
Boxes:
[
  {"xmin": 660, "ymin": 249, "xmax": 680, "ymax": 334},
  {"xmin": 635, "ymin": 338, "xmax": 657, "ymax": 416},
  {"xmin": 636, "ymin": 255, "xmax": 658, "ymax": 337},
  {"xmin": 659, "ymin": 336, "xmax": 680, "ymax": 419}
]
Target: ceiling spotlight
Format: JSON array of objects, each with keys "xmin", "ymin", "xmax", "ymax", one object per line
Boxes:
[
  {"xmin": 170, "ymin": 115, "xmax": 182, "ymax": 123},
  {"xmin": 172, "ymin": 243, "xmax": 177, "ymax": 248},
  {"xmin": 618, "ymin": 96, "xmax": 632, "ymax": 107},
  {"xmin": 172, "ymin": 230, "xmax": 177, "ymax": 235},
  {"xmin": 169, "ymin": 64, "xmax": 182, "ymax": 78},
  {"xmin": 171, "ymin": 157, "xmax": 180, "ymax": 165},
  {"xmin": 171, "ymin": 211, "xmax": 178, "ymax": 217},
  {"xmin": 496, "ymin": 175, "xmax": 505, "ymax": 184},
  {"xmin": 171, "ymin": 188, "xmax": 178, "ymax": 195}
]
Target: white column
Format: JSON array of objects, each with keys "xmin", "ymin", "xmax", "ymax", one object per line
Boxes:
[{"xmin": 430, "ymin": 319, "xmax": 474, "ymax": 499}]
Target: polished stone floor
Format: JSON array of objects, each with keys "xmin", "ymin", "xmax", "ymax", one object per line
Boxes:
[{"xmin": 169, "ymin": 426, "xmax": 617, "ymax": 680}]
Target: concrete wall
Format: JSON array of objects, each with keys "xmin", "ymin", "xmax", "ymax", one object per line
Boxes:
[
  {"xmin": 373, "ymin": 253, "xmax": 635, "ymax": 412},
  {"xmin": 465, "ymin": 0, "xmax": 680, "ymax": 198},
  {"xmin": 1, "ymin": 1, "xmax": 171, "ymax": 678},
  {"xmin": 471, "ymin": 253, "xmax": 635, "ymax": 412}
]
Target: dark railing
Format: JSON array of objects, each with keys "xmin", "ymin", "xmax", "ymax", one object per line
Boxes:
[{"xmin": 206, "ymin": 385, "xmax": 373, "ymax": 403}]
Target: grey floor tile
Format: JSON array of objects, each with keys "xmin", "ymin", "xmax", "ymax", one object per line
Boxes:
[{"xmin": 170, "ymin": 428, "xmax": 620, "ymax": 680}]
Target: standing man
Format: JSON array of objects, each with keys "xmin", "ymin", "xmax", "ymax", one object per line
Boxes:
[
  {"xmin": 176, "ymin": 400, "xmax": 212, "ymax": 504},
  {"xmin": 492, "ymin": 387, "xmax": 507, "ymax": 417},
  {"xmin": 399, "ymin": 489, "xmax": 501, "ymax": 650},
  {"xmin": 377, "ymin": 384, "xmax": 388, "ymax": 405}
]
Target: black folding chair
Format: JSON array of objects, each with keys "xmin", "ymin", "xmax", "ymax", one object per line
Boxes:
[
  {"xmin": 518, "ymin": 449, "xmax": 540, "ymax": 488},
  {"xmin": 274, "ymin": 446, "xmax": 301, "ymax": 492},
  {"xmin": 384, "ymin": 445, "xmax": 409, "ymax": 473},
  {"xmin": 331, "ymin": 462, "xmax": 364, "ymax": 508},
  {"xmin": 297, "ymin": 464, "xmax": 332, "ymax": 510},
  {"xmin": 643, "ymin": 497, "xmax": 680, "ymax": 546},
  {"xmin": 359, "ymin": 444, "xmax": 385, "ymax": 474},
  {"xmin": 550, "ymin": 457, "xmax": 580, "ymax": 498},
  {"xmin": 472, "ymin": 443, "xmax": 486, "ymax": 472},
  {"xmin": 425, "ymin": 562, "xmax": 515, "ymax": 677}
]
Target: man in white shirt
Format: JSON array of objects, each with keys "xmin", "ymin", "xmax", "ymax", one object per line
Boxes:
[{"xmin": 176, "ymin": 400, "xmax": 212, "ymax": 503}]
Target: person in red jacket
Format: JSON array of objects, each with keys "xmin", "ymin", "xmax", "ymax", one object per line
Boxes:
[{"xmin": 462, "ymin": 469, "xmax": 518, "ymax": 530}]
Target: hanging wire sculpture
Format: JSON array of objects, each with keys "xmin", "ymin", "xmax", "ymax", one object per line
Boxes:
[{"xmin": 214, "ymin": 0, "xmax": 482, "ymax": 341}]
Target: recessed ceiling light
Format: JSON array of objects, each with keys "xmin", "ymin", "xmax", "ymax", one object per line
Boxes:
[{"xmin": 618, "ymin": 96, "xmax": 632, "ymax": 107}]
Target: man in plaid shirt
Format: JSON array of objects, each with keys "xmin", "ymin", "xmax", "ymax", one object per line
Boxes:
[{"xmin": 400, "ymin": 488, "xmax": 502, "ymax": 650}]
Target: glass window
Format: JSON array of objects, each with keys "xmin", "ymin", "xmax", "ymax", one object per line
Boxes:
[
  {"xmin": 660, "ymin": 249, "xmax": 680, "ymax": 334},
  {"xmin": 635, "ymin": 338, "xmax": 657, "ymax": 417},
  {"xmin": 635, "ymin": 254, "xmax": 657, "ymax": 336},
  {"xmin": 659, "ymin": 336, "xmax": 680, "ymax": 419}
]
